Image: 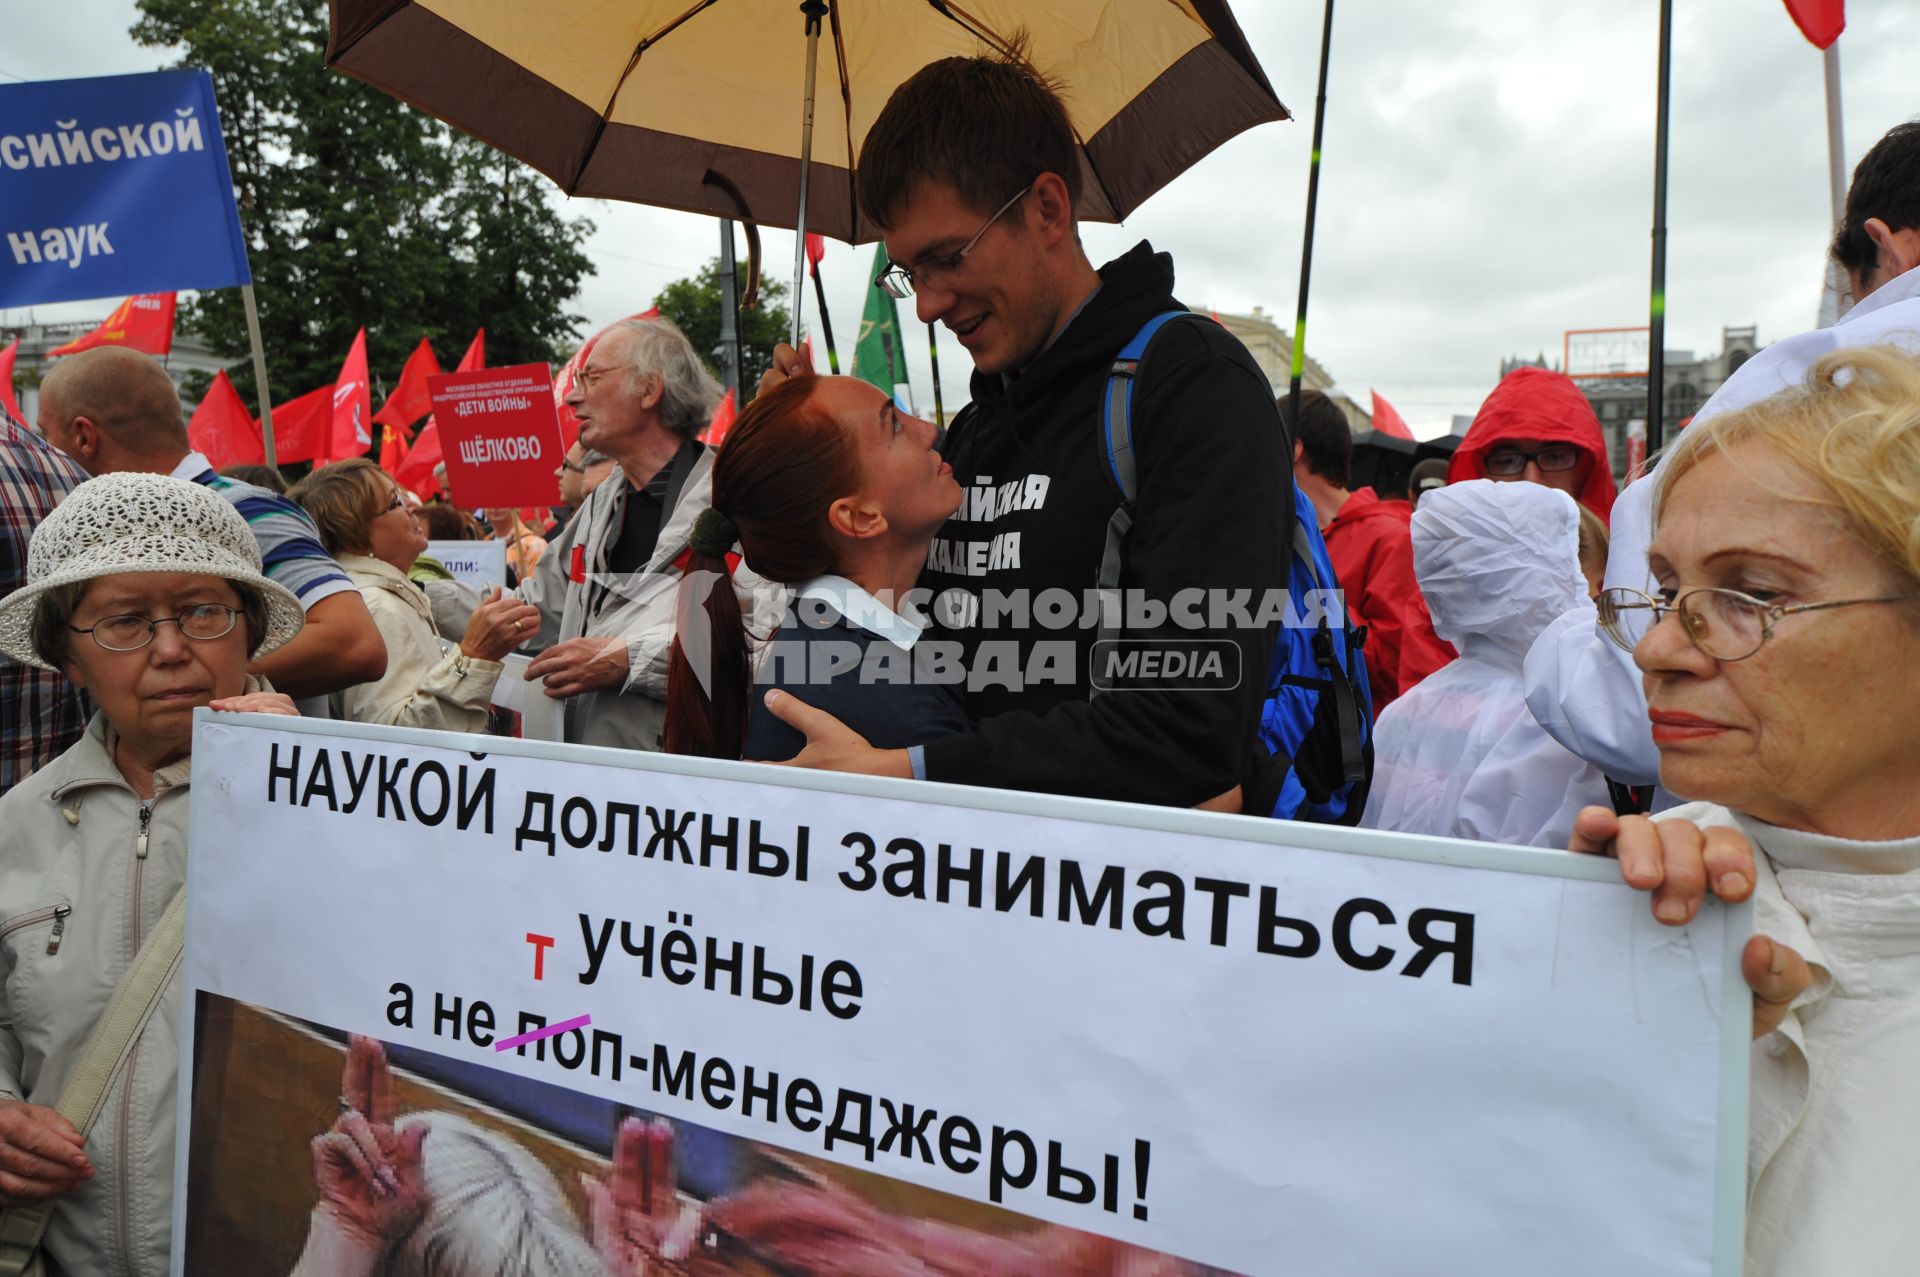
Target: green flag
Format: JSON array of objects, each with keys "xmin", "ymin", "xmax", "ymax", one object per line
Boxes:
[{"xmin": 852, "ymin": 244, "xmax": 908, "ymax": 402}]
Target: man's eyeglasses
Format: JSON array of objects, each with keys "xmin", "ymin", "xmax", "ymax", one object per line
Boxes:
[
  {"xmin": 1484, "ymin": 444, "xmax": 1582, "ymax": 476},
  {"xmin": 1596, "ymin": 585, "xmax": 1920, "ymax": 662},
  {"xmin": 875, "ymin": 185, "xmax": 1030, "ymax": 300},
  {"xmin": 69, "ymin": 604, "xmax": 242, "ymax": 653}
]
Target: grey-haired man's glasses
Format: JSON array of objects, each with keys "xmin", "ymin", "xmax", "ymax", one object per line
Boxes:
[
  {"xmin": 1597, "ymin": 585, "xmax": 1920, "ymax": 662},
  {"xmin": 69, "ymin": 604, "xmax": 242, "ymax": 653},
  {"xmin": 875, "ymin": 186, "xmax": 1031, "ymax": 300}
]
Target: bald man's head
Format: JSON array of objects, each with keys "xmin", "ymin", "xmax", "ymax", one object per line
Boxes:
[{"xmin": 39, "ymin": 347, "xmax": 189, "ymax": 476}]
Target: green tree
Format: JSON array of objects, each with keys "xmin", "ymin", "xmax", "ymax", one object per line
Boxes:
[
  {"xmin": 132, "ymin": 0, "xmax": 593, "ymax": 419},
  {"xmin": 652, "ymin": 259, "xmax": 793, "ymax": 391}
]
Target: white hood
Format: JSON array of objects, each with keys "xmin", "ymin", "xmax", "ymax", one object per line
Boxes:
[
  {"xmin": 1411, "ymin": 479, "xmax": 1593, "ymax": 671},
  {"xmin": 1363, "ymin": 479, "xmax": 1612, "ymax": 849}
]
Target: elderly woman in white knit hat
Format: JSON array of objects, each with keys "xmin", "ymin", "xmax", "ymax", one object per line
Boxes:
[{"xmin": 0, "ymin": 472, "xmax": 301, "ymax": 1277}]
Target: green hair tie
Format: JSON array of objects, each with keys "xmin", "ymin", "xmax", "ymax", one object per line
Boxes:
[{"xmin": 689, "ymin": 505, "xmax": 739, "ymax": 558}]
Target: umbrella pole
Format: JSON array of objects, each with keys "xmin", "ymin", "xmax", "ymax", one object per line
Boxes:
[
  {"xmin": 927, "ymin": 322, "xmax": 945, "ymax": 430},
  {"xmin": 1645, "ymin": 0, "xmax": 1673, "ymax": 455},
  {"xmin": 790, "ymin": 0, "xmax": 828, "ymax": 350},
  {"xmin": 1286, "ymin": 0, "xmax": 1335, "ymax": 440},
  {"xmin": 718, "ymin": 217, "xmax": 743, "ymax": 398}
]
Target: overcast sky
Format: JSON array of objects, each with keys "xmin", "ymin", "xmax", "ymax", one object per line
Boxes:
[{"xmin": 5, "ymin": 0, "xmax": 1913, "ymax": 436}]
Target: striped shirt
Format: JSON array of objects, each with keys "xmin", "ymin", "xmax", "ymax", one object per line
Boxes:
[
  {"xmin": 170, "ymin": 452, "xmax": 354, "ymax": 610},
  {"xmin": 0, "ymin": 416, "xmax": 90, "ymax": 794}
]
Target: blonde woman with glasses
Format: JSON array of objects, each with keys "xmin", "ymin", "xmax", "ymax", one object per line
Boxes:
[
  {"xmin": 293, "ymin": 459, "xmax": 539, "ymax": 731},
  {"xmin": 1575, "ymin": 345, "xmax": 1920, "ymax": 1275}
]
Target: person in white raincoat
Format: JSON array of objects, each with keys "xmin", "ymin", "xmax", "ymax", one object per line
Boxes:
[{"xmin": 1362, "ymin": 480, "xmax": 1610, "ymax": 847}]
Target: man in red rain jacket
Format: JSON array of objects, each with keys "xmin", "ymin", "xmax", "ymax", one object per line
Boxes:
[
  {"xmin": 1286, "ymin": 390, "xmax": 1453, "ymax": 713},
  {"xmin": 1447, "ymin": 367, "xmax": 1617, "ymax": 523}
]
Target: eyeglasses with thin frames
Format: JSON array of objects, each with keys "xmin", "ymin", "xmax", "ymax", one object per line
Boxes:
[
  {"xmin": 1484, "ymin": 444, "xmax": 1582, "ymax": 476},
  {"xmin": 1596, "ymin": 585, "xmax": 1920, "ymax": 662},
  {"xmin": 875, "ymin": 185, "xmax": 1031, "ymax": 300},
  {"xmin": 68, "ymin": 604, "xmax": 242, "ymax": 653}
]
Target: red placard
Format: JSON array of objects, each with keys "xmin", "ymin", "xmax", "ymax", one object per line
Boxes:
[{"xmin": 428, "ymin": 363, "xmax": 564, "ymax": 508}]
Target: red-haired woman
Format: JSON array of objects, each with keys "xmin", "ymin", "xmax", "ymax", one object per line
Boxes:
[{"xmin": 666, "ymin": 375, "xmax": 967, "ymax": 761}]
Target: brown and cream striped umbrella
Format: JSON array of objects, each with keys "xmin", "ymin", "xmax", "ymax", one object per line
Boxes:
[{"xmin": 326, "ymin": 0, "xmax": 1288, "ymax": 245}]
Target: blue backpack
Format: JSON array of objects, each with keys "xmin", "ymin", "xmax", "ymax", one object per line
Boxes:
[{"xmin": 1096, "ymin": 311, "xmax": 1374, "ymax": 823}]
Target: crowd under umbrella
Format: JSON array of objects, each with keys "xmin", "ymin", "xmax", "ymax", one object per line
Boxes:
[{"xmin": 324, "ymin": 0, "xmax": 1289, "ymax": 396}]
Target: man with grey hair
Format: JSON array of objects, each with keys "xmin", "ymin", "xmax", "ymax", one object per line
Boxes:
[
  {"xmin": 520, "ymin": 317, "xmax": 781, "ymax": 750},
  {"xmin": 37, "ymin": 347, "xmax": 386, "ymax": 700}
]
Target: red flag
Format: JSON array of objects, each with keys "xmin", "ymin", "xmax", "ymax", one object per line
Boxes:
[
  {"xmin": 326, "ymin": 328, "xmax": 374, "ymax": 463},
  {"xmin": 188, "ymin": 370, "xmax": 263, "ymax": 468},
  {"xmin": 261, "ymin": 383, "xmax": 334, "ymax": 464},
  {"xmin": 806, "ymin": 233, "xmax": 826, "ymax": 275},
  {"xmin": 49, "ymin": 293, "xmax": 178, "ymax": 357},
  {"xmin": 1370, "ymin": 390, "xmax": 1414, "ymax": 440},
  {"xmin": 702, "ymin": 388, "xmax": 738, "ymax": 447},
  {"xmin": 1782, "ymin": 0, "xmax": 1844, "ymax": 48},
  {"xmin": 456, "ymin": 329, "xmax": 486, "ymax": 373},
  {"xmin": 373, "ymin": 336, "xmax": 443, "ymax": 429},
  {"xmin": 379, "ymin": 423, "xmax": 411, "ymax": 475},
  {"xmin": 0, "ymin": 340, "xmax": 21, "ymax": 423},
  {"xmin": 389, "ymin": 330, "xmax": 483, "ymax": 492},
  {"xmin": 395, "ymin": 418, "xmax": 444, "ymax": 498}
]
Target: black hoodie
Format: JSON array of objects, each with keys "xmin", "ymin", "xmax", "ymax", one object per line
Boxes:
[{"xmin": 917, "ymin": 242, "xmax": 1291, "ymax": 805}]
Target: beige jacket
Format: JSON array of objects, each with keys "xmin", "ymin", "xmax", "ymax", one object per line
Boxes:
[
  {"xmin": 339, "ymin": 554, "xmax": 500, "ymax": 733},
  {"xmin": 517, "ymin": 446, "xmax": 787, "ymax": 751},
  {"xmin": 0, "ymin": 715, "xmax": 190, "ymax": 1277}
]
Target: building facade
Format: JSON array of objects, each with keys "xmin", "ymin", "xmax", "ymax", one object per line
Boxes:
[
  {"xmin": 1206, "ymin": 303, "xmax": 1372, "ymax": 433},
  {"xmin": 2, "ymin": 315, "xmax": 226, "ymax": 426},
  {"xmin": 1501, "ymin": 324, "xmax": 1761, "ymax": 482}
]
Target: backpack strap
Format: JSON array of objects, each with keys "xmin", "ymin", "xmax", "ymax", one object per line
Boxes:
[
  {"xmin": 0, "ymin": 890, "xmax": 186, "ymax": 1277},
  {"xmin": 1290, "ymin": 506, "xmax": 1367, "ymax": 787},
  {"xmin": 1095, "ymin": 311, "xmax": 1198, "ymax": 672}
]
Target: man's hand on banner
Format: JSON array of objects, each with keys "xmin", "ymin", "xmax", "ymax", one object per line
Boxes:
[
  {"xmin": 0, "ymin": 1100, "xmax": 92, "ymax": 1205},
  {"xmin": 311, "ymin": 1035, "xmax": 426, "ymax": 1249},
  {"xmin": 763, "ymin": 690, "xmax": 912, "ymax": 779},
  {"xmin": 1571, "ymin": 807, "xmax": 1813, "ymax": 1037},
  {"xmin": 585, "ymin": 1116, "xmax": 704, "ymax": 1274},
  {"xmin": 704, "ymin": 1176, "xmax": 1198, "ymax": 1276},
  {"xmin": 528, "ymin": 636, "xmax": 630, "ymax": 698}
]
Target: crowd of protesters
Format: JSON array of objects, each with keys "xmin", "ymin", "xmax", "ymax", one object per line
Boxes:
[{"xmin": 1, "ymin": 40, "xmax": 1918, "ymax": 1277}]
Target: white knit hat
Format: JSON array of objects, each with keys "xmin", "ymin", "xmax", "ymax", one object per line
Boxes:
[{"xmin": 0, "ymin": 472, "xmax": 305, "ymax": 671}]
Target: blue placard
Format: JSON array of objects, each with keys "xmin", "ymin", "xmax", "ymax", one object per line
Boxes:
[{"xmin": 0, "ymin": 69, "xmax": 251, "ymax": 307}]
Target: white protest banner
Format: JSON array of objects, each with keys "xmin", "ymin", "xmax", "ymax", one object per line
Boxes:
[
  {"xmin": 176, "ymin": 715, "xmax": 1749, "ymax": 1275},
  {"xmin": 424, "ymin": 537, "xmax": 507, "ymax": 590}
]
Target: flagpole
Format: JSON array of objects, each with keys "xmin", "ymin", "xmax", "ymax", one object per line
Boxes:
[
  {"xmin": 1817, "ymin": 41, "xmax": 1849, "ymax": 326},
  {"xmin": 1645, "ymin": 0, "xmax": 1673, "ymax": 455},
  {"xmin": 927, "ymin": 322, "xmax": 944, "ymax": 431},
  {"xmin": 811, "ymin": 260, "xmax": 841, "ymax": 373},
  {"xmin": 1285, "ymin": 0, "xmax": 1335, "ymax": 439},
  {"xmin": 242, "ymin": 283, "xmax": 278, "ymax": 470}
]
